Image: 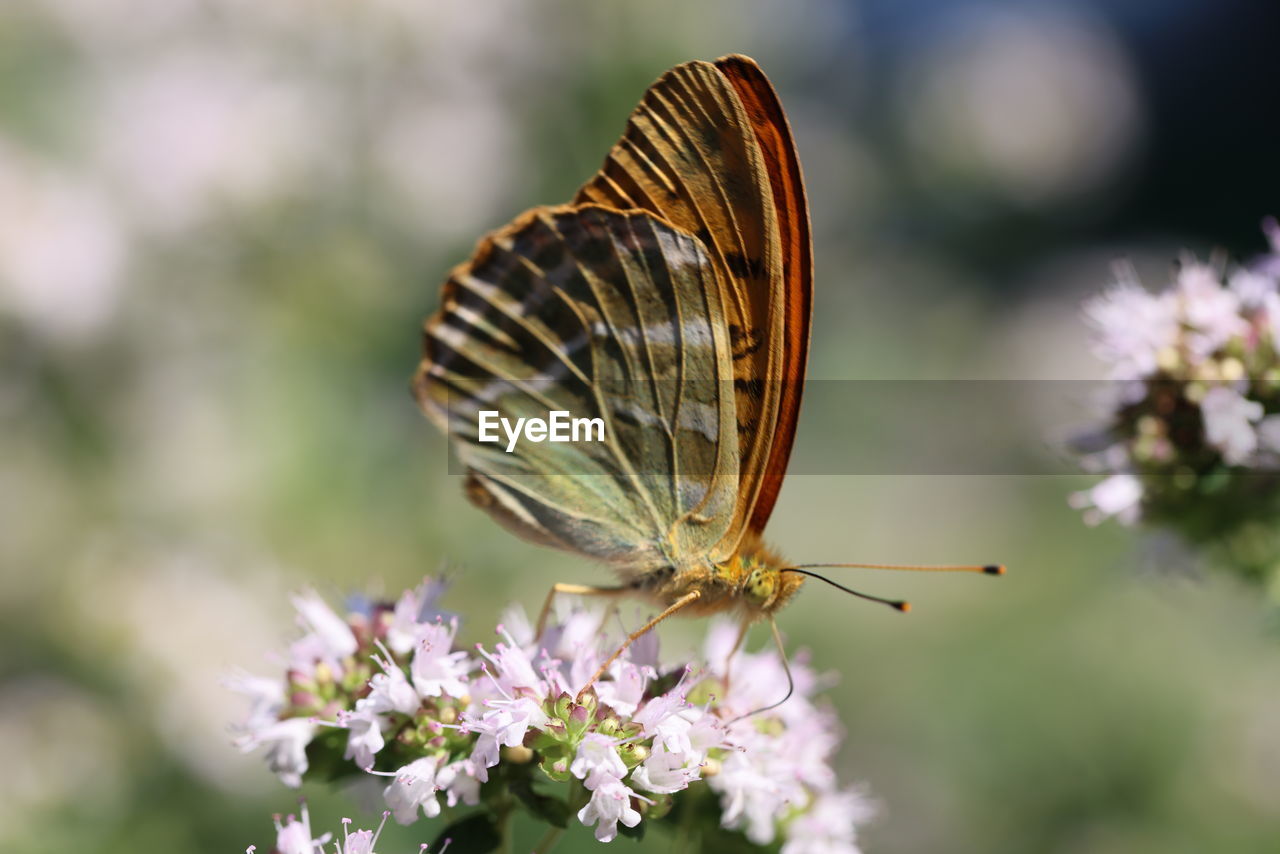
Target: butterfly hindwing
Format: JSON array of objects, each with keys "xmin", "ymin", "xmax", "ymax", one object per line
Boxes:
[{"xmin": 415, "ymin": 205, "xmax": 740, "ymax": 577}]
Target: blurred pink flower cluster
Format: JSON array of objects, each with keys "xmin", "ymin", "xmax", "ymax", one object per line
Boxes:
[
  {"xmin": 234, "ymin": 579, "xmax": 872, "ymax": 852},
  {"xmin": 1071, "ymin": 220, "xmax": 1280, "ymax": 538},
  {"xmin": 248, "ymin": 804, "xmax": 407, "ymax": 854}
]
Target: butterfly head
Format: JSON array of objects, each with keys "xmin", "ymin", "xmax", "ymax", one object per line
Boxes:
[
  {"xmin": 742, "ymin": 564, "xmax": 806, "ymax": 614},
  {"xmin": 722, "ymin": 536, "xmax": 805, "ymax": 617}
]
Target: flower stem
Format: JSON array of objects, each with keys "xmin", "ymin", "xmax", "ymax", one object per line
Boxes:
[
  {"xmin": 532, "ymin": 780, "xmax": 588, "ymax": 854},
  {"xmin": 531, "ymin": 825, "xmax": 564, "ymax": 854},
  {"xmin": 493, "ymin": 790, "xmax": 515, "ymax": 854},
  {"xmin": 675, "ymin": 781, "xmax": 705, "ymax": 854}
]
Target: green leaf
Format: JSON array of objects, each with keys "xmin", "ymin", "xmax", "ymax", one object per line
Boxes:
[
  {"xmin": 510, "ymin": 776, "xmax": 572, "ymax": 828},
  {"xmin": 618, "ymin": 818, "xmax": 647, "ymax": 841},
  {"xmin": 430, "ymin": 812, "xmax": 502, "ymax": 854},
  {"xmin": 302, "ymin": 727, "xmax": 361, "ymax": 783},
  {"xmin": 645, "ymin": 666, "xmax": 686, "ymax": 699},
  {"xmin": 654, "ymin": 784, "xmax": 778, "ymax": 853}
]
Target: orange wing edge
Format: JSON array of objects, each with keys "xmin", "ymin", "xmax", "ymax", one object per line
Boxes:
[{"xmin": 714, "ymin": 54, "xmax": 814, "ymax": 534}]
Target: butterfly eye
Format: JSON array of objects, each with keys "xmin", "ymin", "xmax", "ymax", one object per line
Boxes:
[{"xmin": 743, "ymin": 568, "xmax": 777, "ymax": 607}]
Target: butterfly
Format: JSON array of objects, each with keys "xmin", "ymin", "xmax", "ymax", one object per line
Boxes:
[{"xmin": 414, "ymin": 54, "xmax": 1001, "ymax": 705}]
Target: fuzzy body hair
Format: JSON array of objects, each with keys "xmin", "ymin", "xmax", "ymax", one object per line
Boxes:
[{"xmin": 629, "ymin": 531, "xmax": 805, "ymax": 621}]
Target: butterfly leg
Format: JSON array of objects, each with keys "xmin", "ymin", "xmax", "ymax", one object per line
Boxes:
[
  {"xmin": 534, "ymin": 583, "xmax": 630, "ymax": 640},
  {"xmin": 720, "ymin": 618, "xmax": 753, "ymax": 696},
  {"xmin": 575, "ymin": 591, "xmax": 702, "ymax": 704},
  {"xmin": 726, "ymin": 618, "xmax": 795, "ymax": 723}
]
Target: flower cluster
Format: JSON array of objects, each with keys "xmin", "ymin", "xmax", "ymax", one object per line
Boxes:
[
  {"xmin": 1071, "ymin": 220, "xmax": 1280, "ymax": 578},
  {"xmin": 234, "ymin": 579, "xmax": 872, "ymax": 853},
  {"xmin": 248, "ymin": 804, "xmax": 406, "ymax": 854}
]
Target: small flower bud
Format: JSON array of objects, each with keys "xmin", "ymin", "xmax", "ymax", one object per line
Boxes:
[
  {"xmin": 313, "ymin": 661, "xmax": 334, "ymax": 685},
  {"xmin": 1156, "ymin": 346, "xmax": 1180, "ymax": 372},
  {"xmin": 1221, "ymin": 356, "xmax": 1245, "ymax": 380},
  {"xmin": 541, "ymin": 755, "xmax": 571, "ymax": 782},
  {"xmin": 502, "ymin": 745, "xmax": 534, "ymax": 764},
  {"xmin": 619, "ymin": 742, "xmax": 648, "ymax": 767}
]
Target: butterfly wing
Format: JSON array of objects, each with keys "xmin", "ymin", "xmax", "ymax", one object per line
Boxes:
[
  {"xmin": 414, "ymin": 204, "xmax": 740, "ymax": 578},
  {"xmin": 713, "ymin": 55, "xmax": 813, "ymax": 535},
  {"xmin": 573, "ymin": 55, "xmax": 811, "ymax": 556}
]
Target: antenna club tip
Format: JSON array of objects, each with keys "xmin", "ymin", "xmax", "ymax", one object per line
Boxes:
[
  {"xmin": 984, "ymin": 565, "xmax": 1006, "ymax": 576},
  {"xmin": 896, "ymin": 601, "xmax": 911, "ymax": 613}
]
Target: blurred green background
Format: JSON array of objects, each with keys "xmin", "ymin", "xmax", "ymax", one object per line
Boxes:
[{"xmin": 5, "ymin": 1, "xmax": 1280, "ymax": 851}]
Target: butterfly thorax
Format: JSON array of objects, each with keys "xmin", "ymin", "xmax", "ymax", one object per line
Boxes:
[{"xmin": 639, "ymin": 532, "xmax": 805, "ymax": 621}]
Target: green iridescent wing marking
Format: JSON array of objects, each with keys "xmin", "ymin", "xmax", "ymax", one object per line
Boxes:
[{"xmin": 414, "ymin": 205, "xmax": 739, "ymax": 577}]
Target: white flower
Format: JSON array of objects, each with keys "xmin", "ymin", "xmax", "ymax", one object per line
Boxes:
[
  {"xmin": 435, "ymin": 759, "xmax": 482, "ymax": 809},
  {"xmin": 255, "ymin": 807, "xmax": 394, "ymax": 854},
  {"xmin": 466, "ymin": 696, "xmax": 548, "ymax": 781},
  {"xmin": 364, "ymin": 650, "xmax": 422, "ymax": 717},
  {"xmin": 382, "ymin": 756, "xmax": 444, "ymax": 824},
  {"xmin": 630, "ymin": 741, "xmax": 700, "ymax": 794},
  {"xmin": 337, "ymin": 649, "xmax": 421, "ymax": 769},
  {"xmin": 338, "ymin": 707, "xmax": 384, "ymax": 770},
  {"xmin": 539, "ymin": 609, "xmax": 607, "ymax": 692},
  {"xmin": 1068, "ymin": 474, "xmax": 1143, "ymax": 526},
  {"xmin": 291, "ymin": 590, "xmax": 358, "ymax": 660},
  {"xmin": 781, "ymin": 789, "xmax": 875, "ymax": 854},
  {"xmin": 631, "ymin": 690, "xmax": 689, "ymax": 746},
  {"xmin": 410, "ymin": 620, "xmax": 470, "ymax": 699},
  {"xmin": 271, "ymin": 803, "xmax": 329, "ymax": 854},
  {"xmin": 496, "ymin": 603, "xmax": 536, "ymax": 646},
  {"xmin": 91, "ymin": 50, "xmax": 320, "ymax": 231},
  {"xmin": 632, "ymin": 693, "xmax": 725, "ymax": 772},
  {"xmin": 1201, "ymin": 386, "xmax": 1263, "ymax": 464},
  {"xmin": 0, "ymin": 151, "xmax": 126, "ymax": 343},
  {"xmin": 1257, "ymin": 415, "xmax": 1280, "ymax": 454},
  {"xmin": 715, "ymin": 749, "xmax": 787, "ymax": 845},
  {"xmin": 576, "ymin": 777, "xmax": 643, "ymax": 843},
  {"xmin": 1260, "ymin": 290, "xmax": 1280, "ymax": 353},
  {"xmin": 235, "ymin": 717, "xmax": 316, "ymax": 788},
  {"xmin": 338, "ymin": 829, "xmax": 377, "ymax": 854},
  {"xmin": 226, "ymin": 670, "xmax": 285, "ymax": 732},
  {"xmin": 477, "ymin": 625, "xmax": 542, "ymax": 694},
  {"xmin": 240, "ymin": 590, "xmax": 866, "ymax": 850},
  {"xmin": 385, "ymin": 579, "xmax": 452, "ymax": 656},
  {"xmin": 1229, "ymin": 269, "xmax": 1277, "ymax": 309},
  {"xmin": 570, "ymin": 733, "xmax": 628, "ymax": 790},
  {"xmin": 697, "ymin": 621, "xmax": 870, "ymax": 848},
  {"xmin": 1082, "ymin": 283, "xmax": 1178, "ymax": 379},
  {"xmin": 335, "ymin": 813, "xmax": 388, "ymax": 854},
  {"xmin": 594, "ymin": 659, "xmax": 651, "ymax": 717},
  {"xmin": 1178, "ymin": 263, "xmax": 1247, "ymax": 356}
]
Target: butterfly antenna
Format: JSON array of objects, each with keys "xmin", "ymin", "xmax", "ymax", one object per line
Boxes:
[
  {"xmin": 790, "ymin": 562, "xmax": 1006, "ymax": 575},
  {"xmin": 726, "ymin": 618, "xmax": 794, "ymax": 724},
  {"xmin": 781, "ymin": 568, "xmax": 911, "ymax": 612}
]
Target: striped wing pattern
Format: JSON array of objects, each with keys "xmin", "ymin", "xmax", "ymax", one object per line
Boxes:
[
  {"xmin": 573, "ymin": 57, "xmax": 796, "ymax": 560},
  {"xmin": 415, "ymin": 205, "xmax": 739, "ymax": 576},
  {"xmin": 713, "ymin": 55, "xmax": 813, "ymax": 535}
]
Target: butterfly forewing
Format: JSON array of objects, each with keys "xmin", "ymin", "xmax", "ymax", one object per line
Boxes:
[
  {"xmin": 573, "ymin": 58, "xmax": 788, "ymax": 561},
  {"xmin": 415, "ymin": 205, "xmax": 740, "ymax": 578},
  {"xmin": 713, "ymin": 55, "xmax": 813, "ymax": 534}
]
